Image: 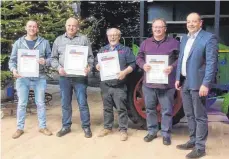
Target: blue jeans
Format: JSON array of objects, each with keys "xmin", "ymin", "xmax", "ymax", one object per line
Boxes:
[
  {"xmin": 16, "ymin": 77, "xmax": 47, "ymax": 130},
  {"xmin": 142, "ymin": 85, "xmax": 175, "ymax": 138},
  {"xmin": 59, "ymin": 77, "xmax": 90, "ymax": 129}
]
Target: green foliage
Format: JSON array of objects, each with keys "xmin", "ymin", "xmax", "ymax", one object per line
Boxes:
[
  {"xmin": 1, "ymin": 71, "xmax": 13, "ymax": 89},
  {"xmin": 1, "ymin": 0, "xmax": 82, "ymax": 55},
  {"xmin": 29, "ymin": 1, "xmax": 76, "ymax": 44},
  {"xmin": 219, "ymin": 43, "xmax": 229, "ymax": 51},
  {"xmin": 221, "ymin": 93, "xmax": 229, "ymax": 114},
  {"xmin": 132, "ymin": 44, "xmax": 139, "ymax": 56},
  {"xmin": 0, "ymin": 54, "xmax": 9, "ymax": 63},
  {"xmin": 1, "ymin": 0, "xmax": 97, "ymax": 82},
  {"xmin": 1, "ymin": 1, "xmax": 32, "ymax": 54}
]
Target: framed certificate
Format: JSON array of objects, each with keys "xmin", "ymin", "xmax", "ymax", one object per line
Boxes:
[
  {"xmin": 97, "ymin": 51, "xmax": 120, "ymax": 81},
  {"xmin": 146, "ymin": 55, "xmax": 168, "ymax": 84},
  {"xmin": 17, "ymin": 49, "xmax": 39, "ymax": 77},
  {"xmin": 64, "ymin": 45, "xmax": 88, "ymax": 76}
]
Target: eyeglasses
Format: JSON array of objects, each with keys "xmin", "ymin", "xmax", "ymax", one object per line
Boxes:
[
  {"xmin": 107, "ymin": 34, "xmax": 119, "ymax": 37},
  {"xmin": 152, "ymin": 26, "xmax": 166, "ymax": 29}
]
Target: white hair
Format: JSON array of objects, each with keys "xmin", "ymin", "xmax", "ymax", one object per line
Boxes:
[{"xmin": 106, "ymin": 28, "xmax": 121, "ymax": 36}]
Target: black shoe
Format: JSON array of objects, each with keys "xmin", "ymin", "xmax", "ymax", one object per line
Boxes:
[
  {"xmin": 177, "ymin": 141, "xmax": 195, "ymax": 150},
  {"xmin": 186, "ymin": 148, "xmax": 206, "ymax": 158},
  {"xmin": 163, "ymin": 137, "xmax": 171, "ymax": 145},
  {"xmin": 144, "ymin": 133, "xmax": 157, "ymax": 142},
  {"xmin": 83, "ymin": 127, "xmax": 92, "ymax": 138},
  {"xmin": 56, "ymin": 128, "xmax": 71, "ymax": 137}
]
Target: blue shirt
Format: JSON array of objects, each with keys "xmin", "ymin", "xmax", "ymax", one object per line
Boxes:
[{"xmin": 25, "ymin": 39, "xmax": 37, "ymax": 49}]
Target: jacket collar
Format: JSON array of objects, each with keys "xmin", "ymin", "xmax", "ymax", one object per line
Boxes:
[
  {"xmin": 104, "ymin": 43, "xmax": 124, "ymax": 51},
  {"xmin": 187, "ymin": 28, "xmax": 202, "ymax": 39},
  {"xmin": 19, "ymin": 35, "xmax": 44, "ymax": 49}
]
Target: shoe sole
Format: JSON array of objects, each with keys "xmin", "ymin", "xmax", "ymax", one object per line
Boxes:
[
  {"xmin": 97, "ymin": 132, "xmax": 112, "ymax": 137},
  {"xmin": 144, "ymin": 136, "xmax": 157, "ymax": 142},
  {"xmin": 85, "ymin": 134, "xmax": 92, "ymax": 138},
  {"xmin": 186, "ymin": 153, "xmax": 206, "ymax": 159},
  {"xmin": 40, "ymin": 132, "xmax": 53, "ymax": 136},
  {"xmin": 12, "ymin": 132, "xmax": 24, "ymax": 139},
  {"xmin": 177, "ymin": 147, "xmax": 195, "ymax": 150},
  {"xmin": 56, "ymin": 130, "xmax": 71, "ymax": 137}
]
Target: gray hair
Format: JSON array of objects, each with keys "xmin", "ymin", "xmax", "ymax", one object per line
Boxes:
[
  {"xmin": 152, "ymin": 18, "xmax": 167, "ymax": 27},
  {"xmin": 106, "ymin": 28, "xmax": 121, "ymax": 36}
]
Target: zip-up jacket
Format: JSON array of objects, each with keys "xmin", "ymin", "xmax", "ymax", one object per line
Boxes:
[
  {"xmin": 8, "ymin": 35, "xmax": 51, "ymax": 78},
  {"xmin": 95, "ymin": 43, "xmax": 136, "ymax": 87}
]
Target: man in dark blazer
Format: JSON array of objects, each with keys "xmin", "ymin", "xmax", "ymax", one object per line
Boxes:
[{"xmin": 175, "ymin": 13, "xmax": 218, "ymax": 158}]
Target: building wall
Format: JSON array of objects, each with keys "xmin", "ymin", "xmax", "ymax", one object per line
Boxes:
[{"xmin": 147, "ymin": 2, "xmax": 229, "ymax": 45}]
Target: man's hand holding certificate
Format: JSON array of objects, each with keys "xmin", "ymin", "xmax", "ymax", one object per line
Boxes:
[
  {"xmin": 17, "ymin": 49, "xmax": 39, "ymax": 77},
  {"xmin": 145, "ymin": 55, "xmax": 169, "ymax": 84},
  {"xmin": 97, "ymin": 51, "xmax": 121, "ymax": 81},
  {"xmin": 64, "ymin": 45, "xmax": 88, "ymax": 76}
]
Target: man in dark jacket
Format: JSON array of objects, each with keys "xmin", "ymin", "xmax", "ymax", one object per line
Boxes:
[{"xmin": 95, "ymin": 28, "xmax": 136, "ymax": 141}]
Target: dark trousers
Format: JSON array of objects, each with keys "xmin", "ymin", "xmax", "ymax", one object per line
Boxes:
[
  {"xmin": 142, "ymin": 85, "xmax": 175, "ymax": 138},
  {"xmin": 181, "ymin": 79, "xmax": 208, "ymax": 150},
  {"xmin": 100, "ymin": 82, "xmax": 128, "ymax": 131}
]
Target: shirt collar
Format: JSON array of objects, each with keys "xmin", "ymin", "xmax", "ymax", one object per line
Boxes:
[
  {"xmin": 152, "ymin": 36, "xmax": 168, "ymax": 43},
  {"xmin": 64, "ymin": 32, "xmax": 79, "ymax": 39},
  {"xmin": 107, "ymin": 43, "xmax": 120, "ymax": 51},
  {"xmin": 187, "ymin": 28, "xmax": 202, "ymax": 39}
]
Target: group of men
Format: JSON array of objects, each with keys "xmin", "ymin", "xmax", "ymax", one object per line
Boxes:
[{"xmin": 9, "ymin": 12, "xmax": 218, "ymax": 159}]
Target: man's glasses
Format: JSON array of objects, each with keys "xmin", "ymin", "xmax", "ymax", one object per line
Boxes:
[
  {"xmin": 152, "ymin": 26, "xmax": 166, "ymax": 29},
  {"xmin": 107, "ymin": 34, "xmax": 119, "ymax": 37}
]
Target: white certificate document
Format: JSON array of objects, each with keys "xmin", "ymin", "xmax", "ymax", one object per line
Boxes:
[
  {"xmin": 97, "ymin": 51, "xmax": 120, "ymax": 81},
  {"xmin": 64, "ymin": 45, "xmax": 88, "ymax": 76},
  {"xmin": 18, "ymin": 49, "xmax": 39, "ymax": 77},
  {"xmin": 146, "ymin": 55, "xmax": 168, "ymax": 84}
]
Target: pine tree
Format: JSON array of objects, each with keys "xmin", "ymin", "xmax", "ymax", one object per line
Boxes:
[
  {"xmin": 1, "ymin": 0, "xmax": 32, "ymax": 55},
  {"xmin": 0, "ymin": 0, "xmax": 96, "ymax": 86},
  {"xmin": 1, "ymin": 0, "xmax": 32, "ymax": 88},
  {"xmin": 29, "ymin": 1, "xmax": 76, "ymax": 45}
]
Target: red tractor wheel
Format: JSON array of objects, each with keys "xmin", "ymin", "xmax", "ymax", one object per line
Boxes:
[{"xmin": 127, "ymin": 70, "xmax": 184, "ymax": 129}]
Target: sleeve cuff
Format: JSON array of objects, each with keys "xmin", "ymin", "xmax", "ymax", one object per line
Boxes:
[
  {"xmin": 10, "ymin": 67, "xmax": 16, "ymax": 72},
  {"xmin": 202, "ymin": 82, "xmax": 210, "ymax": 88},
  {"xmin": 57, "ymin": 65, "xmax": 63, "ymax": 70}
]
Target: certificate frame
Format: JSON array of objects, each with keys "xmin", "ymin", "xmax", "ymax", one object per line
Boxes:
[
  {"xmin": 146, "ymin": 55, "xmax": 168, "ymax": 84},
  {"xmin": 17, "ymin": 49, "xmax": 39, "ymax": 77},
  {"xmin": 64, "ymin": 45, "xmax": 88, "ymax": 76},
  {"xmin": 97, "ymin": 51, "xmax": 120, "ymax": 81}
]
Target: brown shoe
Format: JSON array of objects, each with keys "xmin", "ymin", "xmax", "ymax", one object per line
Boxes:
[
  {"xmin": 12, "ymin": 129, "xmax": 24, "ymax": 139},
  {"xmin": 120, "ymin": 131, "xmax": 128, "ymax": 141},
  {"xmin": 97, "ymin": 129, "xmax": 112, "ymax": 137},
  {"xmin": 39, "ymin": 128, "xmax": 53, "ymax": 136}
]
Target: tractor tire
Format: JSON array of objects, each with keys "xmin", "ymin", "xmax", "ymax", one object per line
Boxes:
[{"xmin": 126, "ymin": 68, "xmax": 184, "ymax": 129}]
